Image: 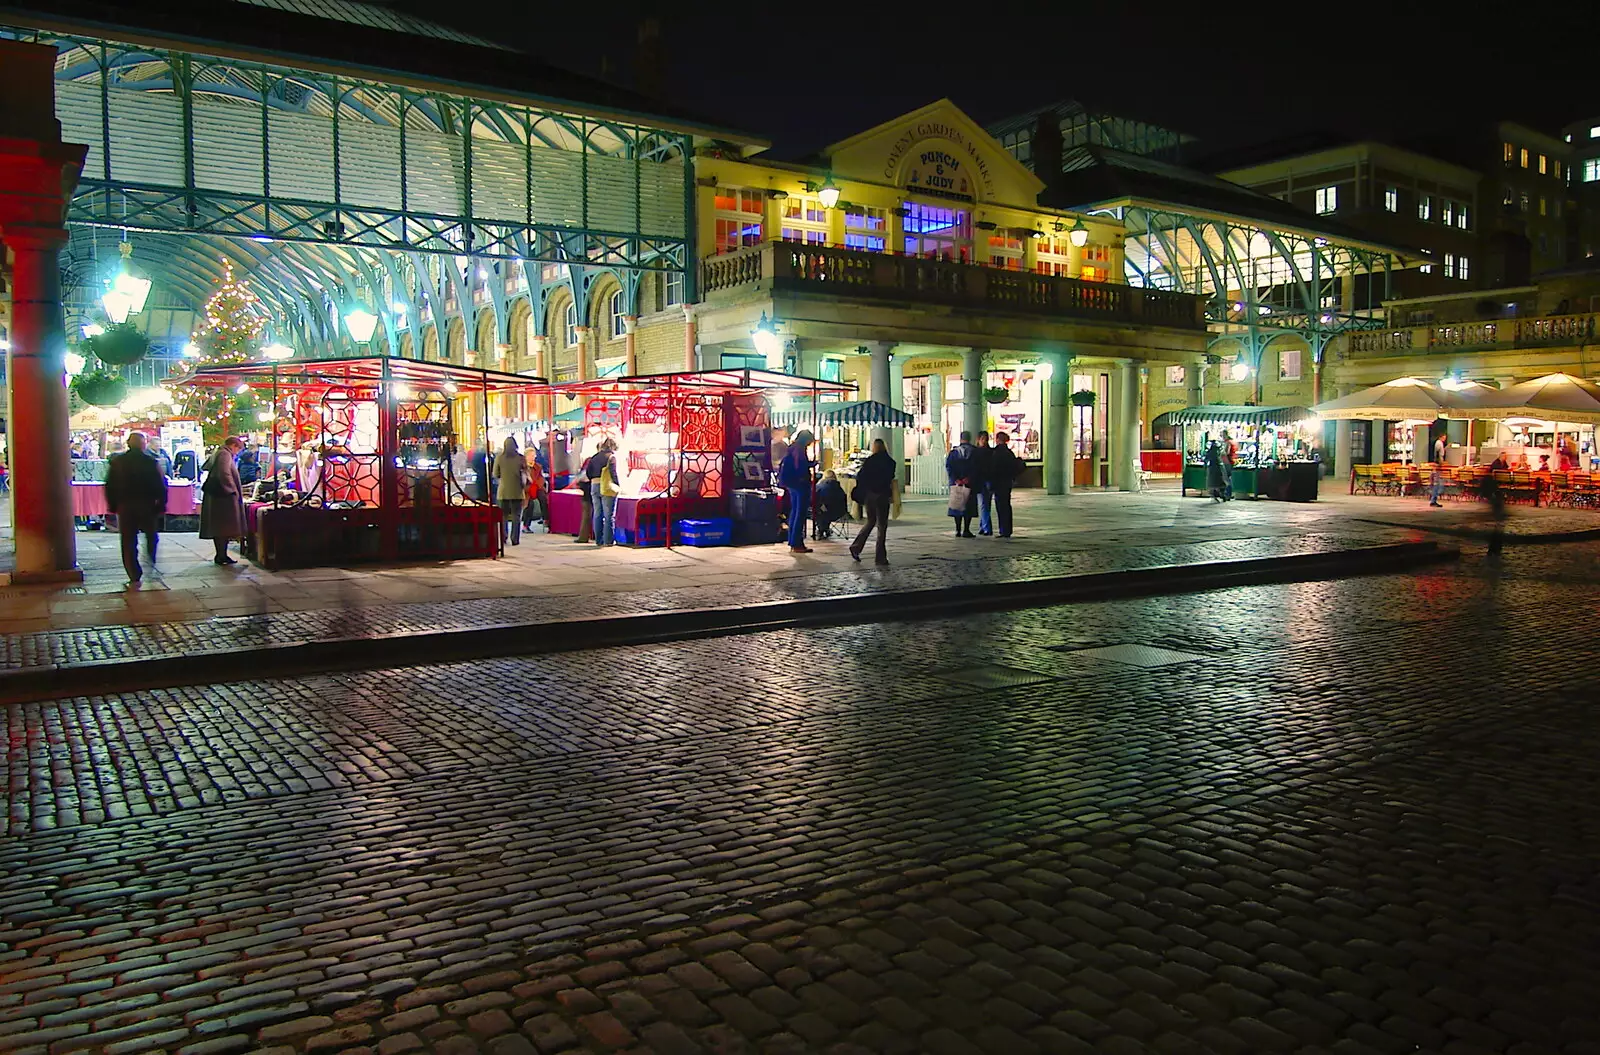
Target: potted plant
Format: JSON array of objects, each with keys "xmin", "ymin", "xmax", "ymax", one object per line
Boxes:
[
  {"xmin": 983, "ymin": 385, "xmax": 1010, "ymax": 405},
  {"xmin": 1070, "ymin": 389, "xmax": 1097, "ymax": 407},
  {"xmin": 72, "ymin": 369, "xmax": 129, "ymax": 408},
  {"xmin": 80, "ymin": 322, "xmax": 150, "ymax": 367}
]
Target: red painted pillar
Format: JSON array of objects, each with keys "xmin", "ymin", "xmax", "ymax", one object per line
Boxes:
[{"xmin": 0, "ymin": 40, "xmax": 90, "ymax": 582}]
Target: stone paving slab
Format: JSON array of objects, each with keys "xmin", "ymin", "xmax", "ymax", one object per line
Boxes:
[
  {"xmin": 0, "ymin": 532, "xmax": 1399, "ymax": 675},
  {"xmin": 1, "ymin": 547, "xmax": 1598, "ymax": 1051}
]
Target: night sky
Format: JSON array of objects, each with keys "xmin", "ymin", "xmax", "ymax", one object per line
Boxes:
[{"xmin": 399, "ymin": 2, "xmax": 1594, "ymax": 163}]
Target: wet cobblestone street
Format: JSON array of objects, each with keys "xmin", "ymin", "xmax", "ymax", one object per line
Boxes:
[{"xmin": 2, "ymin": 544, "xmax": 1598, "ymax": 1053}]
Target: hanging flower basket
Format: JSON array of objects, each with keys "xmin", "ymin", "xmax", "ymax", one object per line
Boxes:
[
  {"xmin": 983, "ymin": 386, "xmax": 1010, "ymax": 405},
  {"xmin": 1071, "ymin": 389, "xmax": 1098, "ymax": 407},
  {"xmin": 72, "ymin": 370, "xmax": 129, "ymax": 408},
  {"xmin": 81, "ymin": 322, "xmax": 149, "ymax": 367}
]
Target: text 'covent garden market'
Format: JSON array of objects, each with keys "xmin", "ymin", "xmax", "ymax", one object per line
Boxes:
[{"xmin": 0, "ymin": 0, "xmax": 1427, "ymax": 579}]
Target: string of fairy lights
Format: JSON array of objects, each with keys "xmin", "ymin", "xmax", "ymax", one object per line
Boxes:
[{"xmin": 168, "ymin": 259, "xmax": 267, "ymax": 440}]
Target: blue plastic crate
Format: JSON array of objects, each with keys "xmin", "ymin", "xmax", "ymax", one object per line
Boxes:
[{"xmin": 676, "ymin": 517, "xmax": 732, "ymax": 547}]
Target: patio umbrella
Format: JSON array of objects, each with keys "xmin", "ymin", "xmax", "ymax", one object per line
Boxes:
[
  {"xmin": 1311, "ymin": 376, "xmax": 1494, "ymax": 420},
  {"xmin": 1471, "ymin": 373, "xmax": 1600, "ymax": 425}
]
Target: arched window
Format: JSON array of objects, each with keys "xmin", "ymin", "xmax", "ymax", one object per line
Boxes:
[
  {"xmin": 609, "ymin": 289, "xmax": 627, "ymax": 338},
  {"xmin": 565, "ymin": 302, "xmax": 577, "ymax": 347}
]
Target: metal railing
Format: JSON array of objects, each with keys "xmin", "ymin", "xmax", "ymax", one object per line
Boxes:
[
  {"xmin": 1346, "ymin": 312, "xmax": 1600, "ymax": 357},
  {"xmin": 700, "ymin": 241, "xmax": 1206, "ymax": 330}
]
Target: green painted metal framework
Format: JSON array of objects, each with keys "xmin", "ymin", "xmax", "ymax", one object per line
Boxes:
[{"xmin": 2, "ymin": 24, "xmax": 695, "ymax": 359}]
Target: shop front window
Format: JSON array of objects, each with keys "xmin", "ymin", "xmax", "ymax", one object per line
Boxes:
[
  {"xmin": 902, "ymin": 202, "xmax": 971, "ymax": 262},
  {"xmin": 1165, "ymin": 365, "xmax": 1186, "ymax": 387},
  {"xmin": 985, "ymin": 368, "xmax": 1043, "ymax": 460}
]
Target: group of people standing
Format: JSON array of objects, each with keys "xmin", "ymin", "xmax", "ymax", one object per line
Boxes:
[
  {"xmin": 944, "ymin": 430, "xmax": 1024, "ymax": 538},
  {"xmin": 103, "ymin": 431, "xmax": 249, "ymax": 583}
]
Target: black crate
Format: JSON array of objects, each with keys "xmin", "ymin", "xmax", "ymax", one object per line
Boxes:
[
  {"xmin": 731, "ymin": 488, "xmax": 780, "ymax": 521},
  {"xmin": 731, "ymin": 517, "xmax": 782, "ymax": 546}
]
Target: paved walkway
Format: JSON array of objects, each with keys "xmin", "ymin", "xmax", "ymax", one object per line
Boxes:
[{"xmin": 0, "ymin": 544, "xmax": 1596, "ymax": 1052}]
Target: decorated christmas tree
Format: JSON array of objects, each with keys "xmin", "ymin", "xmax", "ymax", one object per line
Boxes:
[{"xmin": 172, "ymin": 259, "xmax": 266, "ymax": 444}]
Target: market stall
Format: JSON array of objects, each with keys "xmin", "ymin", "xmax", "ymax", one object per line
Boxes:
[
  {"xmin": 1172, "ymin": 405, "xmax": 1319, "ymax": 500},
  {"xmin": 770, "ymin": 400, "xmax": 915, "ymax": 502},
  {"xmin": 175, "ymin": 356, "xmax": 546, "ymax": 569},
  {"xmin": 544, "ymin": 368, "xmax": 855, "ymax": 547}
]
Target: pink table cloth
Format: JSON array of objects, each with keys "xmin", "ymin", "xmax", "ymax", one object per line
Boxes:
[
  {"xmin": 548, "ymin": 487, "xmax": 583, "ymax": 536},
  {"xmin": 72, "ymin": 481, "xmax": 200, "ymax": 517}
]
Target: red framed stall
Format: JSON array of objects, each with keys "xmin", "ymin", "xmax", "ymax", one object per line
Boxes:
[
  {"xmin": 175, "ymin": 356, "xmax": 546, "ymax": 569},
  {"xmin": 545, "ymin": 368, "xmax": 854, "ymax": 547}
]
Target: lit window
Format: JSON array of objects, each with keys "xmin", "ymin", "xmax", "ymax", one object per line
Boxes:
[
  {"xmin": 1444, "ymin": 253, "xmax": 1455, "ymax": 278},
  {"xmin": 1383, "ymin": 186, "xmax": 1398, "ymax": 212},
  {"xmin": 1279, "ymin": 348, "xmax": 1302, "ymax": 381},
  {"xmin": 901, "ymin": 202, "xmax": 972, "ymax": 262},
  {"xmin": 1442, "ymin": 200, "xmax": 1454, "ymax": 225},
  {"xmin": 564, "ymin": 302, "xmax": 577, "ymax": 347},
  {"xmin": 1420, "ymin": 264, "xmax": 1433, "ymax": 274},
  {"xmin": 1539, "ymin": 154, "xmax": 1548, "ymax": 175},
  {"xmin": 1503, "ymin": 142, "xmax": 1514, "ymax": 162},
  {"xmin": 1165, "ymin": 365, "xmax": 1186, "ymax": 387},
  {"xmin": 665, "ymin": 270, "xmax": 684, "ymax": 308},
  {"xmin": 1520, "ymin": 148, "xmax": 1529, "ymax": 168},
  {"xmin": 1521, "ymin": 192, "xmax": 1531, "ymax": 213},
  {"xmin": 1457, "ymin": 205, "xmax": 1469, "ymax": 230},
  {"xmin": 1418, "ymin": 195, "xmax": 1432, "ymax": 221},
  {"xmin": 781, "ymin": 194, "xmax": 829, "ymax": 246},
  {"xmin": 1554, "ymin": 160, "xmax": 1562, "ymax": 180},
  {"xmin": 1585, "ymin": 159, "xmax": 1600, "ymax": 182},
  {"xmin": 609, "ymin": 289, "xmax": 626, "ymax": 339},
  {"xmin": 1540, "ymin": 196, "xmax": 1548, "ymax": 216},
  {"xmin": 1315, "ymin": 186, "xmax": 1338, "ymax": 214},
  {"xmin": 1591, "ymin": 126, "xmax": 1600, "ymax": 138},
  {"xmin": 1079, "ymin": 264, "xmax": 1108, "ymax": 282},
  {"xmin": 1458, "ymin": 256, "xmax": 1470, "ymax": 281},
  {"xmin": 987, "ymin": 234, "xmax": 1024, "ymax": 271},
  {"xmin": 712, "ymin": 187, "xmax": 765, "ymax": 254},
  {"xmin": 843, "ymin": 205, "xmax": 888, "ymax": 252},
  {"xmin": 1034, "ymin": 235, "xmax": 1073, "ymax": 277}
]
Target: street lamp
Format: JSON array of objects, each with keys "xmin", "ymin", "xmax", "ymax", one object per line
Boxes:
[
  {"xmin": 1034, "ymin": 359, "xmax": 1054, "ymax": 381},
  {"xmin": 64, "ymin": 351, "xmax": 87, "ymax": 377},
  {"xmin": 101, "ymin": 242, "xmax": 152, "ymax": 323},
  {"xmin": 261, "ymin": 343, "xmax": 294, "ymax": 361},
  {"xmin": 1228, "ymin": 356, "xmax": 1251, "ymax": 382},
  {"xmin": 751, "ymin": 312, "xmax": 782, "ymax": 365},
  {"xmin": 344, "ymin": 307, "xmax": 379, "ymax": 344},
  {"xmin": 1068, "ymin": 218, "xmax": 1090, "ymax": 248},
  {"xmin": 81, "ymin": 323, "xmax": 105, "ymax": 338},
  {"xmin": 817, "ymin": 177, "xmax": 841, "ymax": 210}
]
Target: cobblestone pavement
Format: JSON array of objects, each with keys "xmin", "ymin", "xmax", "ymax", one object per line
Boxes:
[
  {"xmin": 2, "ymin": 545, "xmax": 1599, "ymax": 1053},
  {"xmin": 0, "ymin": 531, "xmax": 1397, "ymax": 673}
]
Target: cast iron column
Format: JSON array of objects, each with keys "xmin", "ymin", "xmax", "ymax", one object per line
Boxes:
[{"xmin": 961, "ymin": 347, "xmax": 985, "ymax": 439}]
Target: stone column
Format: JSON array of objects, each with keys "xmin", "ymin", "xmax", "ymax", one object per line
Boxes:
[
  {"xmin": 1187, "ymin": 358, "xmax": 1205, "ymax": 408},
  {"xmin": 868, "ymin": 341, "xmax": 894, "ymax": 450},
  {"xmin": 1333, "ymin": 385, "xmax": 1354, "ymax": 479},
  {"xmin": 888, "ymin": 351, "xmax": 905, "ymax": 464},
  {"xmin": 622, "ymin": 315, "xmax": 638, "ymax": 375},
  {"xmin": 961, "ymin": 347, "xmax": 985, "ymax": 440},
  {"xmin": 1116, "ymin": 359, "xmax": 1143, "ymax": 492},
  {"xmin": 682, "ymin": 304, "xmax": 698, "ymax": 371},
  {"xmin": 1043, "ymin": 351, "xmax": 1072, "ymax": 496},
  {"xmin": 573, "ymin": 325, "xmax": 592, "ymax": 382},
  {"xmin": 927, "ymin": 370, "xmax": 947, "ymax": 453}
]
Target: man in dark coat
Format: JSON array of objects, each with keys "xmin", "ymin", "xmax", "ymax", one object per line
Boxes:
[
  {"xmin": 849, "ymin": 439, "xmax": 897, "ymax": 565},
  {"xmin": 103, "ymin": 432, "xmax": 168, "ymax": 583},
  {"xmin": 973, "ymin": 431, "xmax": 996, "ymax": 534},
  {"xmin": 988, "ymin": 431, "xmax": 1025, "ymax": 538}
]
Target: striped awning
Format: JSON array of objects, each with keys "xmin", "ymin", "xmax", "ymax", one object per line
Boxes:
[
  {"xmin": 1162, "ymin": 404, "xmax": 1313, "ymax": 427},
  {"xmin": 771, "ymin": 400, "xmax": 916, "ymax": 428}
]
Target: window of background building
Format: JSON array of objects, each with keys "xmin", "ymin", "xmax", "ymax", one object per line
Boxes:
[
  {"xmin": 1592, "ymin": 126, "xmax": 1600, "ymax": 138},
  {"xmin": 1165, "ymin": 365, "xmax": 1185, "ymax": 387},
  {"xmin": 1418, "ymin": 195, "xmax": 1432, "ymax": 221},
  {"xmin": 1420, "ymin": 264, "xmax": 1433, "ymax": 274},
  {"xmin": 665, "ymin": 270, "xmax": 684, "ymax": 308},
  {"xmin": 843, "ymin": 205, "xmax": 887, "ymax": 252},
  {"xmin": 1315, "ymin": 186, "xmax": 1337, "ymax": 214},
  {"xmin": 1586, "ymin": 159, "xmax": 1600, "ymax": 182},
  {"xmin": 1384, "ymin": 186, "xmax": 1398, "ymax": 212},
  {"xmin": 1540, "ymin": 196, "xmax": 1548, "ymax": 216},
  {"xmin": 1080, "ymin": 244, "xmax": 1112, "ymax": 282},
  {"xmin": 1539, "ymin": 234, "xmax": 1549, "ymax": 253},
  {"xmin": 1444, "ymin": 253, "xmax": 1455, "ymax": 278},
  {"xmin": 1279, "ymin": 348, "xmax": 1302, "ymax": 381},
  {"xmin": 1521, "ymin": 192, "xmax": 1531, "ymax": 213},
  {"xmin": 781, "ymin": 194, "xmax": 829, "ymax": 245},
  {"xmin": 1459, "ymin": 256, "xmax": 1470, "ymax": 281},
  {"xmin": 1457, "ymin": 204, "xmax": 1469, "ymax": 230},
  {"xmin": 1520, "ymin": 148, "xmax": 1530, "ymax": 168},
  {"xmin": 902, "ymin": 202, "xmax": 972, "ymax": 261},
  {"xmin": 1554, "ymin": 198, "xmax": 1563, "ymax": 218},
  {"xmin": 1035, "ymin": 234, "xmax": 1072, "ymax": 276},
  {"xmin": 1555, "ymin": 160, "xmax": 1563, "ymax": 180},
  {"xmin": 713, "ymin": 188, "xmax": 765, "ymax": 254},
  {"xmin": 1504, "ymin": 142, "xmax": 1514, "ymax": 163},
  {"xmin": 609, "ymin": 289, "xmax": 626, "ymax": 339},
  {"xmin": 1539, "ymin": 154, "xmax": 1549, "ymax": 175},
  {"xmin": 564, "ymin": 302, "xmax": 577, "ymax": 346},
  {"xmin": 987, "ymin": 234, "xmax": 1024, "ymax": 270},
  {"xmin": 1442, "ymin": 201, "xmax": 1454, "ymax": 226}
]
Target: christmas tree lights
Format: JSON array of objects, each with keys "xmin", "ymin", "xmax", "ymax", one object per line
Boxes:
[{"xmin": 173, "ymin": 259, "xmax": 267, "ymax": 444}]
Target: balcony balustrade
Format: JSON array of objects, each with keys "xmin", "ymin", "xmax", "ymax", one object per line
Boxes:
[
  {"xmin": 701, "ymin": 241, "xmax": 1206, "ymax": 331},
  {"xmin": 1348, "ymin": 312, "xmax": 1599, "ymax": 358}
]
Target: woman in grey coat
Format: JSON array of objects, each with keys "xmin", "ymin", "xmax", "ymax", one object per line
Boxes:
[{"xmin": 199, "ymin": 436, "xmax": 246, "ymax": 565}]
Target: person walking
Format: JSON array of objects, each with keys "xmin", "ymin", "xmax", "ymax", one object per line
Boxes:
[
  {"xmin": 199, "ymin": 436, "xmax": 246, "ymax": 565},
  {"xmin": 104, "ymin": 431, "xmax": 168, "ymax": 583},
  {"xmin": 586, "ymin": 438, "xmax": 620, "ymax": 546},
  {"xmin": 1220, "ymin": 430, "xmax": 1237, "ymax": 500},
  {"xmin": 945, "ymin": 430, "xmax": 979, "ymax": 537},
  {"xmin": 778, "ymin": 429, "xmax": 815, "ymax": 555},
  {"xmin": 989, "ymin": 431, "xmax": 1024, "ymax": 538},
  {"xmin": 849, "ymin": 438, "xmax": 896, "ymax": 565},
  {"xmin": 521, "ymin": 456, "xmax": 547, "ymax": 534},
  {"xmin": 973, "ymin": 431, "xmax": 996, "ymax": 535},
  {"xmin": 1204, "ymin": 440, "xmax": 1228, "ymax": 502},
  {"xmin": 494, "ymin": 436, "xmax": 528, "ymax": 546}
]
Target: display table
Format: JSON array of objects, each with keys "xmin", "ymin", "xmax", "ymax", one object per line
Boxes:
[
  {"xmin": 255, "ymin": 502, "xmax": 500, "ymax": 569},
  {"xmin": 1181, "ymin": 464, "xmax": 1255, "ymax": 497},
  {"xmin": 1140, "ymin": 450, "xmax": 1183, "ymax": 474},
  {"xmin": 1257, "ymin": 462, "xmax": 1320, "ymax": 502},
  {"xmin": 73, "ymin": 480, "xmax": 200, "ymax": 517},
  {"xmin": 549, "ymin": 487, "xmax": 584, "ymax": 535}
]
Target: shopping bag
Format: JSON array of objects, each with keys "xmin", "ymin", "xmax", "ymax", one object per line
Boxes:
[
  {"xmin": 891, "ymin": 478, "xmax": 903, "ymax": 520},
  {"xmin": 947, "ymin": 483, "xmax": 971, "ymax": 512}
]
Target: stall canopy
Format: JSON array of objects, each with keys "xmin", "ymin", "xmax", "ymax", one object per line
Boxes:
[
  {"xmin": 1310, "ymin": 377, "xmax": 1489, "ymax": 421},
  {"xmin": 545, "ymin": 367, "xmax": 854, "ymax": 397},
  {"xmin": 771, "ymin": 400, "xmax": 915, "ymax": 429},
  {"xmin": 179, "ymin": 355, "xmax": 547, "ymax": 394},
  {"xmin": 1473, "ymin": 373, "xmax": 1600, "ymax": 425},
  {"xmin": 1165, "ymin": 404, "xmax": 1313, "ymax": 426}
]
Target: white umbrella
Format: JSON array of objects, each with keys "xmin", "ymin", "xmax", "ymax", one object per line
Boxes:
[
  {"xmin": 1311, "ymin": 376, "xmax": 1492, "ymax": 420},
  {"xmin": 1472, "ymin": 373, "xmax": 1600, "ymax": 425}
]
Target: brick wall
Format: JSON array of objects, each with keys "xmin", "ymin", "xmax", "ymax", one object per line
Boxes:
[{"xmin": 635, "ymin": 316, "xmax": 686, "ymax": 374}]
